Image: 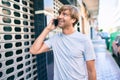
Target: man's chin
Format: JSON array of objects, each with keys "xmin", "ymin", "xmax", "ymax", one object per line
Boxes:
[
  {"xmin": 58, "ymin": 25, "xmax": 63, "ymax": 28},
  {"xmin": 58, "ymin": 23, "xmax": 65, "ymax": 28}
]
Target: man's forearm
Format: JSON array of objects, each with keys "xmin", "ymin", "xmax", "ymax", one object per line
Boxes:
[
  {"xmin": 88, "ymin": 71, "xmax": 96, "ymax": 80},
  {"xmin": 86, "ymin": 60, "xmax": 96, "ymax": 80},
  {"xmin": 30, "ymin": 28, "xmax": 51, "ymax": 54}
]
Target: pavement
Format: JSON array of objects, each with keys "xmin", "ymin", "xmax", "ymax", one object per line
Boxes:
[
  {"xmin": 93, "ymin": 39, "xmax": 120, "ymax": 80},
  {"xmin": 47, "ymin": 39, "xmax": 120, "ymax": 80}
]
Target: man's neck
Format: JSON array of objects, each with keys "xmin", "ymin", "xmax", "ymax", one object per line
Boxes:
[{"xmin": 62, "ymin": 26, "xmax": 75, "ymax": 35}]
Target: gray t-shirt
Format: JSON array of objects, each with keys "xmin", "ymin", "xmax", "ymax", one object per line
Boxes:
[{"xmin": 45, "ymin": 31, "xmax": 96, "ymax": 80}]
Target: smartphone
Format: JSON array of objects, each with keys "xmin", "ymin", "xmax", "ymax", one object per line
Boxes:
[{"xmin": 53, "ymin": 19, "xmax": 58, "ymax": 26}]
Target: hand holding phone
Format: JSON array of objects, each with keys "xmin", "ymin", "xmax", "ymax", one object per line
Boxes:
[{"xmin": 53, "ymin": 19, "xmax": 58, "ymax": 26}]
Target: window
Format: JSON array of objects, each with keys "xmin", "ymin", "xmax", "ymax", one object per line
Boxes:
[
  {"xmin": 2, "ymin": 8, "xmax": 11, "ymax": 15},
  {"xmin": 2, "ymin": 0, "xmax": 11, "ymax": 7},
  {"xmin": 13, "ymin": 4, "xmax": 20, "ymax": 10},
  {"xmin": 14, "ymin": 12, "xmax": 20, "ymax": 17},
  {"xmin": 3, "ymin": 17, "xmax": 11, "ymax": 23}
]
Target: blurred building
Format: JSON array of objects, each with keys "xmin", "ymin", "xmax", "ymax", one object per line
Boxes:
[{"xmin": 0, "ymin": 0, "xmax": 98, "ymax": 80}]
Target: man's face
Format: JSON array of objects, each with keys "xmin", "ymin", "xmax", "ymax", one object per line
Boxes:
[{"xmin": 58, "ymin": 10, "xmax": 74, "ymax": 28}]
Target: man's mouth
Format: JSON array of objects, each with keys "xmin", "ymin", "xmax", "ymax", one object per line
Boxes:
[{"xmin": 58, "ymin": 20, "xmax": 64, "ymax": 24}]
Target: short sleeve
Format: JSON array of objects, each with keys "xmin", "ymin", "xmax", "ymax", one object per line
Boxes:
[
  {"xmin": 44, "ymin": 33, "xmax": 60, "ymax": 49},
  {"xmin": 83, "ymin": 37, "xmax": 96, "ymax": 61},
  {"xmin": 44, "ymin": 37, "xmax": 53, "ymax": 49}
]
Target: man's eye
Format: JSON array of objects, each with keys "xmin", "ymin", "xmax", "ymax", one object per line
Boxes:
[{"xmin": 63, "ymin": 13, "xmax": 68, "ymax": 16}]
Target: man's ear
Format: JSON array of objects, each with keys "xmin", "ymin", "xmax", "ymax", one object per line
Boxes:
[{"xmin": 72, "ymin": 18, "xmax": 76, "ymax": 24}]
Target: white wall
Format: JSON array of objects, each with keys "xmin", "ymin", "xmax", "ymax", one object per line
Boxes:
[{"xmin": 98, "ymin": 0, "xmax": 120, "ymax": 32}]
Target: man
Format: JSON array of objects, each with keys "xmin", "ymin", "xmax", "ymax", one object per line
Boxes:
[{"xmin": 30, "ymin": 5, "xmax": 96, "ymax": 80}]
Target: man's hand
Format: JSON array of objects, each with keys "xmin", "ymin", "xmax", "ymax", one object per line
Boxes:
[{"xmin": 46, "ymin": 19, "xmax": 57, "ymax": 31}]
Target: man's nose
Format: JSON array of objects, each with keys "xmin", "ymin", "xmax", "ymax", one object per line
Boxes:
[{"xmin": 58, "ymin": 14, "xmax": 63, "ymax": 18}]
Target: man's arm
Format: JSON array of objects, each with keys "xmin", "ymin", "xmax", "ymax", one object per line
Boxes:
[
  {"xmin": 86, "ymin": 60, "xmax": 96, "ymax": 80},
  {"xmin": 30, "ymin": 19, "xmax": 55, "ymax": 54}
]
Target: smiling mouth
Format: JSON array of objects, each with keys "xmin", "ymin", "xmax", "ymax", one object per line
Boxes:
[{"xmin": 58, "ymin": 20, "xmax": 64, "ymax": 24}]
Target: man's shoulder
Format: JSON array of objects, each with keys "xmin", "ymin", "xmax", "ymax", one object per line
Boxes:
[{"xmin": 75, "ymin": 32, "xmax": 91, "ymax": 42}]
